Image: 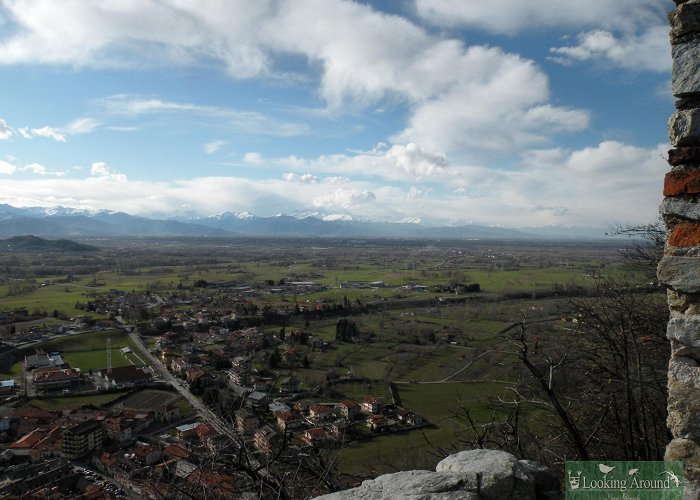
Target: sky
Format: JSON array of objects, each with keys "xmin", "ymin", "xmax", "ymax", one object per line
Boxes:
[{"xmin": 0, "ymin": 0, "xmax": 676, "ymax": 229}]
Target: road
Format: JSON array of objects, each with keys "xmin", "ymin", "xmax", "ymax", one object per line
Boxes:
[{"xmin": 127, "ymin": 331, "xmax": 242, "ymax": 446}]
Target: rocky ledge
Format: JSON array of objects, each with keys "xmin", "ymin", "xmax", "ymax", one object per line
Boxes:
[{"xmin": 315, "ymin": 449, "xmax": 561, "ymax": 500}]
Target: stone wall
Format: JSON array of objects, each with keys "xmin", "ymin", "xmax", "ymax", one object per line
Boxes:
[
  {"xmin": 315, "ymin": 449, "xmax": 560, "ymax": 500},
  {"xmin": 661, "ymin": 1, "xmax": 700, "ymax": 498}
]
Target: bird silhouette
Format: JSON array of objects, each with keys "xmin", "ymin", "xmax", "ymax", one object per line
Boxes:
[
  {"xmin": 660, "ymin": 470, "xmax": 680, "ymax": 487},
  {"xmin": 598, "ymin": 464, "xmax": 615, "ymax": 477},
  {"xmin": 628, "ymin": 468, "xmax": 639, "ymax": 476}
]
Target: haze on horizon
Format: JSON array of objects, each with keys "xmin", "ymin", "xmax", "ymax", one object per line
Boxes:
[{"xmin": 0, "ymin": 0, "xmax": 673, "ymax": 230}]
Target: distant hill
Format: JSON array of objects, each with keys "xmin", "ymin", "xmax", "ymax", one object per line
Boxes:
[
  {"xmin": 0, "ymin": 235, "xmax": 99, "ymax": 252},
  {"xmin": 0, "ymin": 203, "xmax": 607, "ymax": 240}
]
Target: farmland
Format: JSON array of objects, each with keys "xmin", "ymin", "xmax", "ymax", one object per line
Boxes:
[{"xmin": 0, "ymin": 236, "xmax": 648, "ymax": 477}]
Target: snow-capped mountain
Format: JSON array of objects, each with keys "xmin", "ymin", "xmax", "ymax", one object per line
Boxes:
[{"xmin": 0, "ymin": 204, "xmax": 606, "ymax": 239}]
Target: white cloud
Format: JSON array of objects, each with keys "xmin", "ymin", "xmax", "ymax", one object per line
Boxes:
[
  {"xmin": 67, "ymin": 117, "xmax": 100, "ymax": 134},
  {"xmin": 204, "ymin": 140, "xmax": 227, "ymax": 154},
  {"xmin": 243, "ymin": 152, "xmax": 263, "ymax": 164},
  {"xmin": 0, "ymin": 160, "xmax": 16, "ymax": 174},
  {"xmin": 0, "ymin": 1, "xmax": 589, "ymax": 157},
  {"xmin": 90, "ymin": 161, "xmax": 127, "ymax": 182},
  {"xmin": 271, "ymin": 142, "xmax": 454, "ymax": 183},
  {"xmin": 30, "ymin": 126, "xmax": 66, "ymax": 142},
  {"xmin": 99, "ymin": 95, "xmax": 308, "ymax": 137},
  {"xmin": 17, "ymin": 127, "xmax": 32, "ymax": 138},
  {"xmin": 414, "ymin": 0, "xmax": 669, "ymax": 74},
  {"xmin": 0, "ymin": 118, "xmax": 12, "ymax": 140},
  {"xmin": 90, "ymin": 162, "xmax": 110, "ymax": 177},
  {"xmin": 325, "ymin": 176, "xmax": 350, "ymax": 184},
  {"xmin": 550, "ymin": 27, "xmax": 670, "ymax": 72},
  {"xmin": 384, "ymin": 143, "xmax": 448, "ymax": 179},
  {"xmin": 283, "ymin": 172, "xmax": 319, "ymax": 183},
  {"xmin": 0, "ymin": 140, "xmax": 665, "ymax": 226},
  {"xmin": 313, "ymin": 188, "xmax": 376, "ymax": 210},
  {"xmin": 17, "ymin": 162, "xmax": 65, "ymax": 176},
  {"xmin": 413, "ymin": 0, "xmax": 667, "ymax": 35}
]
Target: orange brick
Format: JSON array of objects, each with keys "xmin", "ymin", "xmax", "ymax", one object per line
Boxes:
[
  {"xmin": 669, "ymin": 223, "xmax": 700, "ymax": 247},
  {"xmin": 664, "ymin": 169, "xmax": 700, "ymax": 196}
]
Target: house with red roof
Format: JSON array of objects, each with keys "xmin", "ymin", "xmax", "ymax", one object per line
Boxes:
[{"xmin": 301, "ymin": 427, "xmax": 326, "ymax": 446}]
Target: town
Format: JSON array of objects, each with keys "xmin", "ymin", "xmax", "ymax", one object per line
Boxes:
[{"xmin": 0, "ymin": 237, "xmax": 642, "ymax": 498}]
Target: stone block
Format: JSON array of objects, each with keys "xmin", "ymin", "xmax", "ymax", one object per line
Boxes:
[
  {"xmin": 675, "ymin": 94, "xmax": 700, "ymax": 109},
  {"xmin": 658, "ymin": 255, "xmax": 700, "ymax": 292},
  {"xmin": 668, "ymin": 356, "xmax": 700, "ymax": 437},
  {"xmin": 669, "ymin": 109, "xmax": 700, "ymax": 146},
  {"xmin": 665, "ymin": 438, "xmax": 700, "ymax": 486},
  {"xmin": 669, "ymin": 1, "xmax": 700, "ymax": 42},
  {"xmin": 314, "ymin": 449, "xmax": 559, "ymax": 500},
  {"xmin": 673, "ymin": 39, "xmax": 700, "ymax": 96},
  {"xmin": 669, "ymin": 222, "xmax": 700, "ymax": 247},
  {"xmin": 670, "ymin": 339, "xmax": 700, "ymax": 358},
  {"xmin": 668, "ymin": 146, "xmax": 700, "ymax": 166},
  {"xmin": 664, "ymin": 167, "xmax": 700, "ymax": 196},
  {"xmin": 667, "ymin": 317, "xmax": 700, "ymax": 347},
  {"xmin": 437, "ymin": 449, "xmax": 535, "ymax": 500},
  {"xmin": 660, "ymin": 198, "xmax": 700, "ymax": 220}
]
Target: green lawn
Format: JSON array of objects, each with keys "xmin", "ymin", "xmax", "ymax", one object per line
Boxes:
[{"xmin": 336, "ymin": 381, "xmax": 510, "ymax": 476}]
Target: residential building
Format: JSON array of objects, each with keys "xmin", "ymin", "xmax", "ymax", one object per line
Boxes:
[
  {"xmin": 361, "ymin": 396, "xmax": 383, "ymax": 414},
  {"xmin": 171, "ymin": 357, "xmax": 190, "ymax": 375},
  {"xmin": 175, "ymin": 423, "xmax": 199, "ymax": 441},
  {"xmin": 32, "ymin": 367, "xmax": 81, "ymax": 391},
  {"xmin": 133, "ymin": 442, "xmax": 161, "ymax": 465},
  {"xmin": 275, "ymin": 411, "xmax": 303, "ymax": 432},
  {"xmin": 301, "ymin": 427, "xmax": 325, "ymax": 447},
  {"xmin": 309, "ymin": 404, "xmax": 333, "ymax": 422},
  {"xmin": 235, "ymin": 409, "xmax": 258, "ymax": 436},
  {"xmin": 61, "ymin": 420, "xmax": 105, "ymax": 459},
  {"xmin": 24, "ymin": 352, "xmax": 64, "ymax": 370},
  {"xmin": 279, "ymin": 376, "xmax": 300, "ymax": 393},
  {"xmin": 0, "ymin": 379, "xmax": 16, "ymax": 396},
  {"xmin": 338, "ymin": 400, "xmax": 360, "ymax": 420},
  {"xmin": 96, "ymin": 365, "xmax": 153, "ymax": 389},
  {"xmin": 247, "ymin": 390, "xmax": 270, "ymax": 408},
  {"xmin": 254, "ymin": 425, "xmax": 280, "ymax": 454}
]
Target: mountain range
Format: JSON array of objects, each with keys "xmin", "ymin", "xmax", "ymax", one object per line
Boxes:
[{"xmin": 0, "ymin": 204, "xmax": 606, "ymax": 240}]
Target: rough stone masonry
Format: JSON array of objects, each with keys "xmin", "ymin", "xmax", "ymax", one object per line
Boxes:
[{"xmin": 662, "ymin": 1, "xmax": 700, "ymax": 498}]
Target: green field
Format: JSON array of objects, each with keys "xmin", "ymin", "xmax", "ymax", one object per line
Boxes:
[
  {"xmin": 0, "ymin": 237, "xmax": 646, "ymax": 480},
  {"xmin": 30, "ymin": 391, "xmax": 128, "ymax": 410},
  {"xmin": 335, "ymin": 381, "xmax": 509, "ymax": 476}
]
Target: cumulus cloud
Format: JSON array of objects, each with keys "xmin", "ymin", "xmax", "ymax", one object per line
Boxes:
[
  {"xmin": 325, "ymin": 176, "xmax": 350, "ymax": 184},
  {"xmin": 0, "ymin": 1, "xmax": 589, "ymax": 157},
  {"xmin": 16, "ymin": 162, "xmax": 65, "ymax": 176},
  {"xmin": 414, "ymin": 0, "xmax": 669, "ymax": 74},
  {"xmin": 23, "ymin": 163, "xmax": 47, "ymax": 175},
  {"xmin": 271, "ymin": 142, "xmax": 453, "ymax": 183},
  {"xmin": 313, "ymin": 188, "xmax": 376, "ymax": 210},
  {"xmin": 384, "ymin": 143, "xmax": 448, "ymax": 179},
  {"xmin": 243, "ymin": 152, "xmax": 264, "ymax": 164},
  {"xmin": 30, "ymin": 126, "xmax": 66, "ymax": 142},
  {"xmin": 550, "ymin": 27, "xmax": 670, "ymax": 72},
  {"xmin": 0, "ymin": 118, "xmax": 12, "ymax": 140},
  {"xmin": 283, "ymin": 172, "xmax": 319, "ymax": 183},
  {"xmin": 0, "ymin": 139, "xmax": 665, "ymax": 227},
  {"xmin": 0, "ymin": 160, "xmax": 16, "ymax": 174},
  {"xmin": 413, "ymin": 0, "xmax": 666, "ymax": 35},
  {"xmin": 90, "ymin": 162, "xmax": 127, "ymax": 182}
]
